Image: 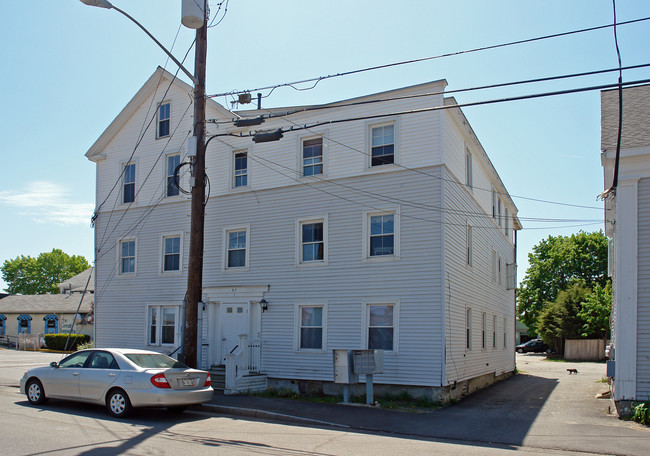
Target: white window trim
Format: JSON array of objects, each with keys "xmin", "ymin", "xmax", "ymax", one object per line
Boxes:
[
  {"xmin": 362, "ymin": 300, "xmax": 399, "ymax": 354},
  {"xmin": 160, "ymin": 232, "xmax": 183, "ymax": 275},
  {"xmin": 362, "ymin": 208, "xmax": 400, "ymax": 262},
  {"xmin": 297, "ymin": 132, "xmax": 327, "ymax": 178},
  {"xmin": 118, "ymin": 238, "xmax": 137, "ymax": 276},
  {"xmin": 294, "ymin": 302, "xmax": 328, "ymax": 352},
  {"xmin": 145, "ymin": 304, "xmax": 181, "ymax": 347},
  {"xmin": 230, "ymin": 148, "xmax": 250, "ymax": 190},
  {"xmin": 156, "ymin": 101, "xmax": 171, "ymax": 139},
  {"xmin": 295, "ymin": 215, "xmax": 328, "ymax": 266},
  {"xmin": 366, "ymin": 118, "xmax": 400, "ymax": 170},
  {"xmin": 222, "ymin": 225, "xmax": 250, "ymax": 271},
  {"xmin": 121, "ymin": 160, "xmax": 137, "ymax": 205},
  {"xmin": 164, "ymin": 153, "xmax": 182, "ymax": 200}
]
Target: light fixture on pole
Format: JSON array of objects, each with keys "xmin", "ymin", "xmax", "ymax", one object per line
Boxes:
[
  {"xmin": 81, "ymin": 0, "xmax": 209, "ymax": 368},
  {"xmin": 79, "ymin": 0, "xmax": 198, "ymax": 85}
]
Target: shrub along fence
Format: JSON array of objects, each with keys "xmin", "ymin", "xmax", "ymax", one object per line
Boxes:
[{"xmin": 44, "ymin": 333, "xmax": 91, "ymax": 351}]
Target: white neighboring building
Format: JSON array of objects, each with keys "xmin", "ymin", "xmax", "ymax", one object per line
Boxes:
[
  {"xmin": 601, "ymin": 83, "xmax": 650, "ymax": 414},
  {"xmin": 86, "ymin": 67, "xmax": 520, "ymax": 400}
]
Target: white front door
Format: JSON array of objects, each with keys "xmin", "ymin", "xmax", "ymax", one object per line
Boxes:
[{"xmin": 220, "ymin": 303, "xmax": 249, "ymax": 363}]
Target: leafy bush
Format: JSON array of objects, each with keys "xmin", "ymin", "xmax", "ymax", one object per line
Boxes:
[
  {"xmin": 44, "ymin": 333, "xmax": 91, "ymax": 351},
  {"xmin": 76, "ymin": 340, "xmax": 94, "ymax": 350},
  {"xmin": 633, "ymin": 401, "xmax": 650, "ymax": 425}
]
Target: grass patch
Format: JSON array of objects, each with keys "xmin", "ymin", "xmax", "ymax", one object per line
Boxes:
[
  {"xmin": 543, "ymin": 357, "xmax": 569, "ymax": 362},
  {"xmin": 255, "ymin": 388, "xmax": 442, "ymax": 411}
]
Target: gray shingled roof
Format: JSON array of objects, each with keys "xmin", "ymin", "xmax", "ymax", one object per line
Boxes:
[
  {"xmin": 58, "ymin": 267, "xmax": 94, "ymax": 293},
  {"xmin": 0, "ymin": 294, "xmax": 92, "ymax": 314}
]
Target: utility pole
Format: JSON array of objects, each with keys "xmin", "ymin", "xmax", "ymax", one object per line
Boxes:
[{"xmin": 182, "ymin": 0, "xmax": 208, "ymax": 368}]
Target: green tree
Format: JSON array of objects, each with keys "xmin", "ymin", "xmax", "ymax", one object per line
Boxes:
[
  {"xmin": 1, "ymin": 249, "xmax": 90, "ymax": 294},
  {"xmin": 517, "ymin": 231, "xmax": 608, "ymax": 334},
  {"xmin": 538, "ymin": 283, "xmax": 590, "ymax": 351},
  {"xmin": 578, "ymin": 282, "xmax": 612, "ymax": 339}
]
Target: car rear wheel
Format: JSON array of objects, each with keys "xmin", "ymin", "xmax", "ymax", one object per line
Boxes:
[
  {"xmin": 107, "ymin": 389, "xmax": 132, "ymax": 418},
  {"xmin": 26, "ymin": 378, "xmax": 48, "ymax": 405}
]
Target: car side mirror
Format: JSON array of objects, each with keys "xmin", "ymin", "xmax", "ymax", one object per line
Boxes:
[{"xmin": 50, "ymin": 362, "xmax": 59, "ymax": 368}]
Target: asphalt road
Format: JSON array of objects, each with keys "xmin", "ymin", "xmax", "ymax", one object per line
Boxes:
[{"xmin": 2, "ymin": 348, "xmax": 650, "ymax": 455}]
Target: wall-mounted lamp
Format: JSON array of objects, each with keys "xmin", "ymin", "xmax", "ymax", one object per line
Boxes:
[{"xmin": 260, "ymin": 299, "xmax": 268, "ymax": 312}]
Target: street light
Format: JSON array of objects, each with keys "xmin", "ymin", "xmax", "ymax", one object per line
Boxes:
[
  {"xmin": 82, "ymin": 0, "xmax": 208, "ymax": 368},
  {"xmin": 79, "ymin": 0, "xmax": 198, "ymax": 85}
]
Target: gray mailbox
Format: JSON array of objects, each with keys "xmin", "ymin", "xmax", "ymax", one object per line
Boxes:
[
  {"xmin": 352, "ymin": 349, "xmax": 384, "ymax": 374},
  {"xmin": 333, "ymin": 349, "xmax": 358, "ymax": 384}
]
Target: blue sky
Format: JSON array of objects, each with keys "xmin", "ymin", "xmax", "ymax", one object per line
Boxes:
[{"xmin": 1, "ymin": 0, "xmax": 649, "ymax": 291}]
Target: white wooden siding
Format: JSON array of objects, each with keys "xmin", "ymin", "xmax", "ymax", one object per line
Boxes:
[
  {"xmin": 442, "ymin": 166, "xmax": 516, "ymax": 384},
  {"xmin": 637, "ymin": 178, "xmax": 650, "ymax": 397}
]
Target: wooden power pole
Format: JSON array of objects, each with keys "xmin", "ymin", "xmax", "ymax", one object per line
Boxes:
[{"xmin": 183, "ymin": 0, "xmax": 208, "ymax": 368}]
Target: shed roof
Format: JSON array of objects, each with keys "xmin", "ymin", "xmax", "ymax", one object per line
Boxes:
[{"xmin": 58, "ymin": 267, "xmax": 94, "ymax": 293}]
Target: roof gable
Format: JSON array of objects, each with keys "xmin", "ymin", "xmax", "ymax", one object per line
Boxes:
[{"xmin": 85, "ymin": 67, "xmax": 234, "ymax": 161}]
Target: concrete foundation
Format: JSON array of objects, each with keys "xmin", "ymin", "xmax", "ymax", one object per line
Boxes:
[{"xmin": 267, "ymin": 370, "xmax": 514, "ymax": 404}]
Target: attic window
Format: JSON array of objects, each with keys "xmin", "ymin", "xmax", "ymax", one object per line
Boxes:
[{"xmin": 158, "ymin": 102, "xmax": 170, "ymax": 138}]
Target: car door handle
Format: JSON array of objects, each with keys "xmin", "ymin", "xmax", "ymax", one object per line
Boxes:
[
  {"xmin": 73, "ymin": 372, "xmax": 80, "ymax": 376},
  {"xmin": 108, "ymin": 373, "xmax": 117, "ymax": 377}
]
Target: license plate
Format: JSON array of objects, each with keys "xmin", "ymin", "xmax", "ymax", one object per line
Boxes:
[{"xmin": 181, "ymin": 379, "xmax": 194, "ymax": 386}]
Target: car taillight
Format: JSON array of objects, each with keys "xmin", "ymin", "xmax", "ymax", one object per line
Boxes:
[
  {"xmin": 204, "ymin": 374, "xmax": 211, "ymax": 387},
  {"xmin": 150, "ymin": 373, "xmax": 171, "ymax": 388}
]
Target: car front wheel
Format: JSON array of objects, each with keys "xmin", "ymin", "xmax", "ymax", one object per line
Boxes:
[
  {"xmin": 107, "ymin": 389, "xmax": 132, "ymax": 418},
  {"xmin": 517, "ymin": 348, "xmax": 524, "ymax": 353},
  {"xmin": 26, "ymin": 378, "xmax": 48, "ymax": 405}
]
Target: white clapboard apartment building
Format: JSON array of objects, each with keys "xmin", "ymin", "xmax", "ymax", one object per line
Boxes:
[{"xmin": 86, "ymin": 67, "xmax": 520, "ymax": 401}]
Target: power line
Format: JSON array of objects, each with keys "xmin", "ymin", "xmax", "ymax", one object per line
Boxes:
[
  {"xmin": 207, "ymin": 15, "xmax": 650, "ymax": 99},
  {"xmin": 211, "ymin": 79, "xmax": 650, "ymax": 212}
]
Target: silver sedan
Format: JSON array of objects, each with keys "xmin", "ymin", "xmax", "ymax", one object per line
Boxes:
[{"xmin": 20, "ymin": 348, "xmax": 214, "ymax": 418}]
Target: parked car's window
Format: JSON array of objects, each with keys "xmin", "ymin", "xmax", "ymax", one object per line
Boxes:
[
  {"xmin": 59, "ymin": 351, "xmax": 92, "ymax": 368},
  {"xmin": 88, "ymin": 351, "xmax": 119, "ymax": 369},
  {"xmin": 124, "ymin": 353, "xmax": 187, "ymax": 369}
]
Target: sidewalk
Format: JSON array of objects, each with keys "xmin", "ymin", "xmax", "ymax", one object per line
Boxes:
[{"xmin": 199, "ymin": 358, "xmax": 650, "ymax": 456}]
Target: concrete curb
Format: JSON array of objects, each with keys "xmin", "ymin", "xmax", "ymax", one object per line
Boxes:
[{"xmin": 200, "ymin": 403, "xmax": 350, "ymax": 428}]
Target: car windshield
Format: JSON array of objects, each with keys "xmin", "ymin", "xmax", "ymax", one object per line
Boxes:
[{"xmin": 124, "ymin": 353, "xmax": 187, "ymax": 369}]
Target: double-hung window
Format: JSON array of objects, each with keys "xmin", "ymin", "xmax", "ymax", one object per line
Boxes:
[
  {"xmin": 370, "ymin": 124, "xmax": 395, "ymax": 166},
  {"xmin": 298, "ymin": 305, "xmax": 324, "ymax": 350},
  {"xmin": 367, "ymin": 304, "xmax": 396, "ymax": 351},
  {"xmin": 120, "ymin": 239, "xmax": 136, "ymax": 274},
  {"xmin": 166, "ymin": 154, "xmax": 180, "ymax": 197},
  {"xmin": 467, "ymin": 225, "xmax": 473, "ymax": 267},
  {"xmin": 123, "ymin": 162, "xmax": 135, "ymax": 204},
  {"xmin": 302, "ymin": 137, "xmax": 323, "ymax": 176},
  {"xmin": 234, "ymin": 151, "xmax": 248, "ymax": 188},
  {"xmin": 370, "ymin": 213, "xmax": 394, "ymax": 257},
  {"xmin": 466, "ymin": 148, "xmax": 473, "ymax": 189},
  {"xmin": 0, "ymin": 315, "xmax": 5, "ymax": 335},
  {"xmin": 158, "ymin": 102, "xmax": 170, "ymax": 138},
  {"xmin": 163, "ymin": 235, "xmax": 181, "ymax": 272},
  {"xmin": 492, "ymin": 315, "xmax": 497, "ymax": 349},
  {"xmin": 299, "ymin": 219, "xmax": 325, "ymax": 263},
  {"xmin": 503, "ymin": 317, "xmax": 508, "ymax": 348},
  {"xmin": 225, "ymin": 228, "xmax": 248, "ymax": 269},
  {"xmin": 148, "ymin": 306, "xmax": 179, "ymax": 345},
  {"xmin": 466, "ymin": 308, "xmax": 472, "ymax": 350},
  {"xmin": 482, "ymin": 312, "xmax": 487, "ymax": 349}
]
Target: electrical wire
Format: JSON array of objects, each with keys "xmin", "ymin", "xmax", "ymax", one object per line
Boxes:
[
  {"xmin": 229, "ymin": 79, "xmax": 650, "ymax": 212},
  {"xmin": 208, "ymin": 0, "xmax": 230, "ymax": 28},
  {"xmin": 207, "ymin": 15, "xmax": 650, "ymax": 99}
]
